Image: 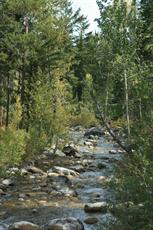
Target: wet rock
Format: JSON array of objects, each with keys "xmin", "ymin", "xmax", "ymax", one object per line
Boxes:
[
  {"xmin": 8, "ymin": 221, "xmax": 42, "ymax": 230},
  {"xmin": 84, "ymin": 202, "xmax": 108, "ymax": 213},
  {"xmin": 54, "ymin": 150, "xmax": 66, "ymax": 157},
  {"xmin": 32, "ymin": 209, "xmax": 38, "ymax": 214},
  {"xmin": 74, "ymin": 152, "xmax": 82, "ymax": 158},
  {"xmin": 62, "ymin": 144, "xmax": 79, "ymax": 157},
  {"xmin": 2, "ymin": 179, "xmax": 14, "ymax": 186},
  {"xmin": 97, "ymin": 163, "xmax": 107, "ymax": 169},
  {"xmin": 26, "ymin": 166, "xmax": 45, "ymax": 174},
  {"xmin": 44, "ymin": 218, "xmax": 84, "ymax": 230},
  {"xmin": 0, "ymin": 183, "xmax": 6, "ymax": 190},
  {"xmin": 18, "ymin": 193, "xmax": 30, "ymax": 199},
  {"xmin": 97, "ymin": 176, "xmax": 112, "ymax": 184},
  {"xmin": 84, "ymin": 217, "xmax": 99, "ymax": 225},
  {"xmin": 29, "ymin": 175, "xmax": 36, "ymax": 180},
  {"xmin": 100, "ymin": 156, "xmax": 110, "ymax": 160},
  {"xmin": 7, "ymin": 167, "xmax": 19, "ymax": 175},
  {"xmin": 109, "ymin": 150, "xmax": 118, "ymax": 154},
  {"xmin": 60, "ymin": 187, "xmax": 77, "ymax": 197},
  {"xmin": 84, "ymin": 127, "xmax": 105, "ymax": 138},
  {"xmin": 54, "ymin": 175, "xmax": 72, "ymax": 187},
  {"xmin": 45, "ymin": 174, "xmax": 76, "ymax": 196},
  {"xmin": 52, "ymin": 166, "xmax": 79, "ymax": 177},
  {"xmin": 84, "ymin": 141, "xmax": 94, "ymax": 148},
  {"xmin": 70, "ymin": 165, "xmax": 85, "ymax": 173},
  {"xmin": 0, "ymin": 224, "xmax": 7, "ymax": 230},
  {"xmin": 44, "ymin": 148, "xmax": 66, "ymax": 157},
  {"xmin": 20, "ymin": 168, "xmax": 28, "ymax": 175},
  {"xmin": 0, "ymin": 189, "xmax": 6, "ymax": 196},
  {"xmin": 88, "ymin": 135, "xmax": 95, "ymax": 139}
]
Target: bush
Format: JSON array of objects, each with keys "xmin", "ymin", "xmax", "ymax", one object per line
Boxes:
[
  {"xmin": 0, "ymin": 127, "xmax": 28, "ymax": 170},
  {"xmin": 26, "ymin": 81, "xmax": 70, "ymax": 157},
  {"xmin": 26, "ymin": 126, "xmax": 51, "ymax": 158},
  {"xmin": 112, "ymin": 153, "xmax": 153, "ymax": 229},
  {"xmin": 70, "ymin": 107, "xmax": 98, "ymax": 128}
]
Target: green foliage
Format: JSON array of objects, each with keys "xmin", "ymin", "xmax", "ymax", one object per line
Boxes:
[
  {"xmin": 70, "ymin": 105, "xmax": 98, "ymax": 128},
  {"xmin": 0, "ymin": 127, "xmax": 28, "ymax": 169},
  {"xmin": 26, "ymin": 79, "xmax": 71, "ymax": 156},
  {"xmin": 112, "ymin": 152, "xmax": 153, "ymax": 229}
]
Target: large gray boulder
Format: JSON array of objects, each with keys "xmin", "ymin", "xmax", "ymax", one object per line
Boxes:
[
  {"xmin": 51, "ymin": 166, "xmax": 79, "ymax": 177},
  {"xmin": 8, "ymin": 221, "xmax": 42, "ymax": 230},
  {"xmin": 62, "ymin": 144, "xmax": 80, "ymax": 158},
  {"xmin": 84, "ymin": 202, "xmax": 108, "ymax": 213},
  {"xmin": 26, "ymin": 166, "xmax": 45, "ymax": 175},
  {"xmin": 44, "ymin": 218, "xmax": 84, "ymax": 230},
  {"xmin": 84, "ymin": 127, "xmax": 105, "ymax": 138}
]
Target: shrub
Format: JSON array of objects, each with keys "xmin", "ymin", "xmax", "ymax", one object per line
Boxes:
[
  {"xmin": 70, "ymin": 107, "xmax": 98, "ymax": 128},
  {"xmin": 112, "ymin": 153, "xmax": 153, "ymax": 229},
  {"xmin": 0, "ymin": 127, "xmax": 28, "ymax": 170}
]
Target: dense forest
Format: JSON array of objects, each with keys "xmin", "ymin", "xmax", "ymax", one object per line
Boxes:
[{"xmin": 0, "ymin": 0, "xmax": 153, "ymax": 229}]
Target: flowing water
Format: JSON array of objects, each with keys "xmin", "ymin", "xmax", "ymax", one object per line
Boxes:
[{"xmin": 0, "ymin": 129, "xmax": 123, "ymax": 229}]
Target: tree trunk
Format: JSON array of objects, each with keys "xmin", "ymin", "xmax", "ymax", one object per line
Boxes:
[
  {"xmin": 124, "ymin": 68, "xmax": 130, "ymax": 137},
  {"xmin": 6, "ymin": 75, "xmax": 10, "ymax": 127},
  {"xmin": 96, "ymin": 102, "xmax": 131, "ymax": 154},
  {"xmin": 139, "ymin": 98, "xmax": 142, "ymax": 120},
  {"xmin": 89, "ymin": 86, "xmax": 132, "ymax": 154},
  {"xmin": 0, "ymin": 106, "xmax": 3, "ymax": 127},
  {"xmin": 104, "ymin": 86, "xmax": 109, "ymax": 121},
  {"xmin": 0, "ymin": 77, "xmax": 3, "ymax": 126}
]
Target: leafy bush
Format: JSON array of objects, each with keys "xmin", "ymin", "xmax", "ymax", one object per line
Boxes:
[
  {"xmin": 25, "ymin": 127, "xmax": 50, "ymax": 158},
  {"xmin": 26, "ymin": 81, "xmax": 70, "ymax": 157},
  {"xmin": 0, "ymin": 127, "xmax": 28, "ymax": 170},
  {"xmin": 70, "ymin": 107, "xmax": 98, "ymax": 128},
  {"xmin": 112, "ymin": 153, "xmax": 153, "ymax": 229}
]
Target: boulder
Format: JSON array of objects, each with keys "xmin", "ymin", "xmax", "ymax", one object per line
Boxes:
[
  {"xmin": 84, "ymin": 141, "xmax": 96, "ymax": 149},
  {"xmin": 70, "ymin": 165, "xmax": 85, "ymax": 173},
  {"xmin": 84, "ymin": 202, "xmax": 108, "ymax": 213},
  {"xmin": 8, "ymin": 221, "xmax": 42, "ymax": 230},
  {"xmin": 0, "ymin": 189, "xmax": 6, "ymax": 196},
  {"xmin": 2, "ymin": 179, "xmax": 14, "ymax": 186},
  {"xmin": 44, "ymin": 218, "xmax": 84, "ymax": 230},
  {"xmin": 54, "ymin": 150, "xmax": 65, "ymax": 157},
  {"xmin": 97, "ymin": 176, "xmax": 112, "ymax": 184},
  {"xmin": 0, "ymin": 224, "xmax": 7, "ymax": 230},
  {"xmin": 20, "ymin": 168, "xmax": 28, "ymax": 175},
  {"xmin": 109, "ymin": 150, "xmax": 118, "ymax": 154},
  {"xmin": 7, "ymin": 167, "xmax": 19, "ymax": 175},
  {"xmin": 26, "ymin": 166, "xmax": 44, "ymax": 175},
  {"xmin": 52, "ymin": 166, "xmax": 79, "ymax": 177},
  {"xmin": 48, "ymin": 174, "xmax": 73, "ymax": 187},
  {"xmin": 97, "ymin": 163, "xmax": 107, "ymax": 169},
  {"xmin": 84, "ymin": 217, "xmax": 98, "ymax": 225},
  {"xmin": 45, "ymin": 174, "xmax": 77, "ymax": 197},
  {"xmin": 62, "ymin": 144, "xmax": 79, "ymax": 157},
  {"xmin": 84, "ymin": 127, "xmax": 105, "ymax": 138},
  {"xmin": 43, "ymin": 148, "xmax": 65, "ymax": 157}
]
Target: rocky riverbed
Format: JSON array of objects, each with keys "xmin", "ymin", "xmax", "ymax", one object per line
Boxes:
[{"xmin": 0, "ymin": 127, "xmax": 125, "ymax": 230}]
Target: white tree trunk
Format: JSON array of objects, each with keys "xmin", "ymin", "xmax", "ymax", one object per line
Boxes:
[
  {"xmin": 124, "ymin": 68, "xmax": 130, "ymax": 137},
  {"xmin": 139, "ymin": 98, "xmax": 142, "ymax": 120},
  {"xmin": 0, "ymin": 106, "xmax": 3, "ymax": 126},
  {"xmin": 104, "ymin": 89, "xmax": 109, "ymax": 122}
]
